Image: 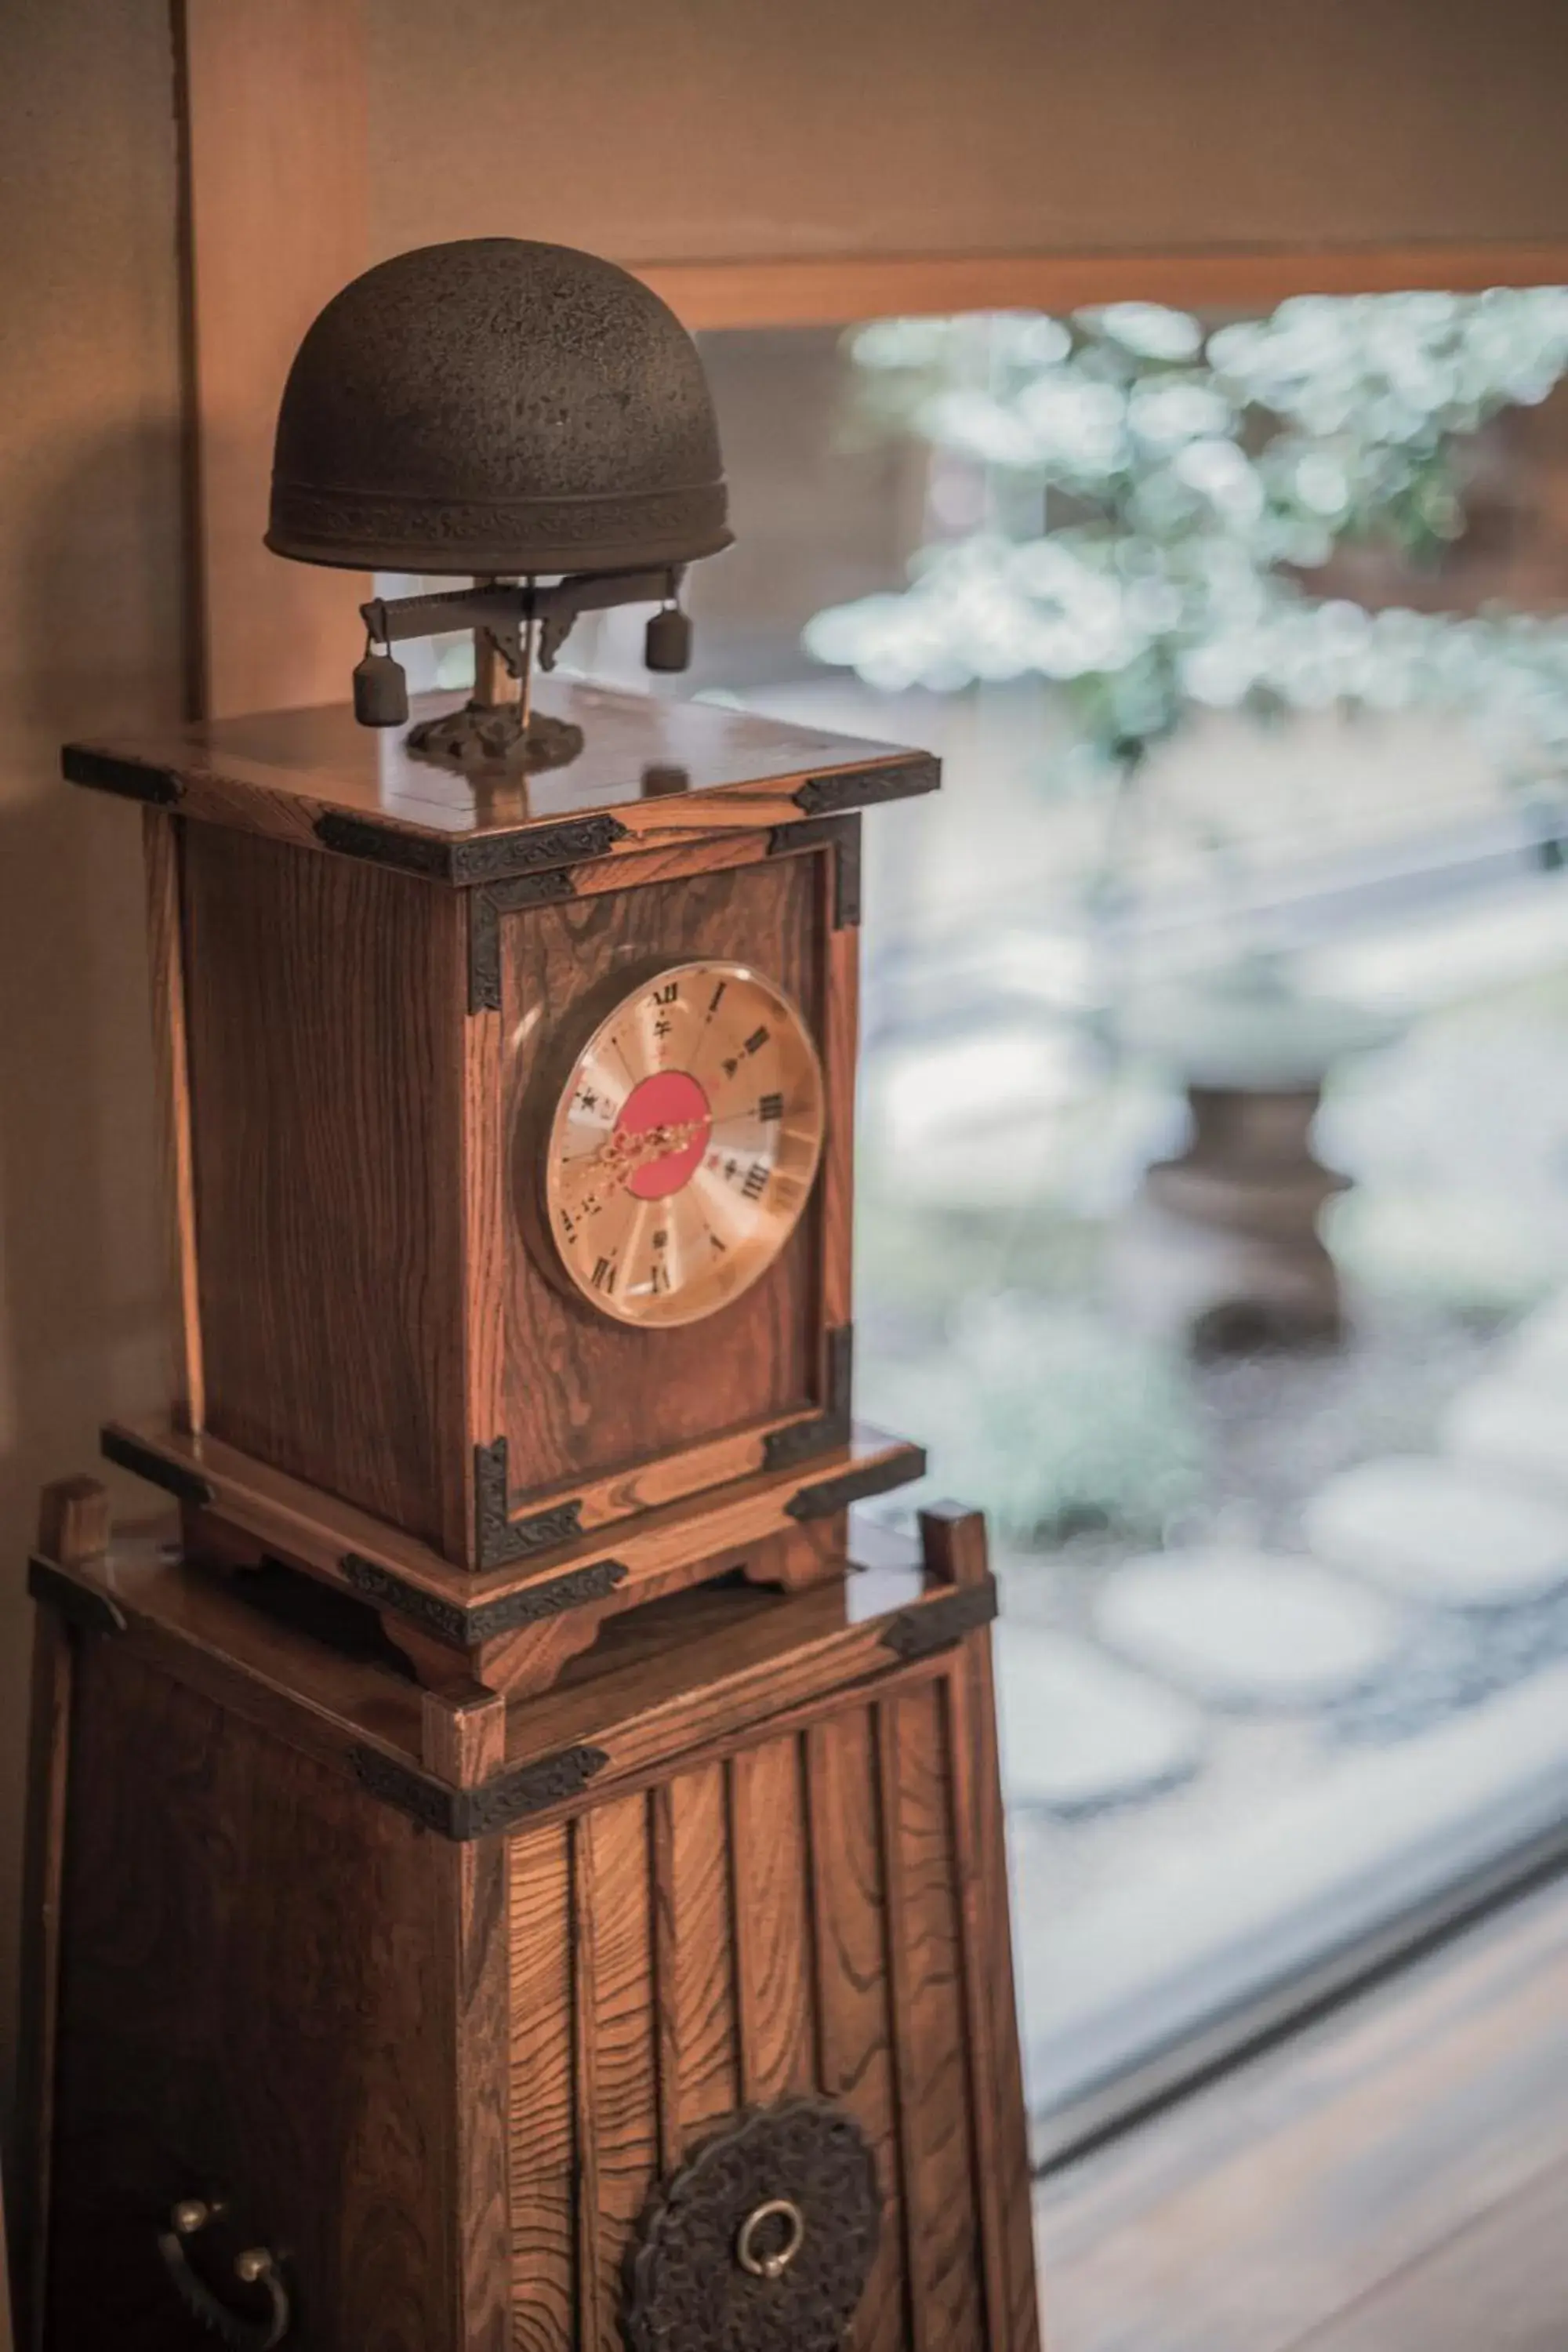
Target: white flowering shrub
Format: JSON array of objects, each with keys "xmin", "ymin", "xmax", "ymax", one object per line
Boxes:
[{"xmin": 806, "ymin": 291, "xmax": 1568, "ymax": 782}]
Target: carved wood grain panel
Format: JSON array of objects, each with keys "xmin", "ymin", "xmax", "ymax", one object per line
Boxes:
[
  {"xmin": 450, "ymin": 1837, "xmax": 512, "ymax": 2351},
  {"xmin": 879, "ymin": 1679, "xmax": 988, "ymax": 2352},
  {"xmin": 500, "ymin": 1650, "xmax": 1028, "ymax": 2349},
  {"xmin": 498, "ymin": 855, "xmax": 823, "ymax": 1500},
  {"xmin": 806, "ymin": 1708, "xmax": 907, "ymax": 2352},
  {"xmin": 730, "ymin": 1735, "xmax": 816, "ymax": 2105},
  {"xmin": 583, "ymin": 1795, "xmax": 659, "ymax": 2347},
  {"xmin": 45, "ymin": 1642, "xmax": 453, "ymax": 2351},
  {"xmin": 655, "ymin": 1760, "xmax": 743, "ymax": 2149},
  {"xmin": 506, "ymin": 1823, "xmax": 575, "ymax": 2352},
  {"xmin": 182, "ymin": 825, "xmax": 469, "ymax": 1554}
]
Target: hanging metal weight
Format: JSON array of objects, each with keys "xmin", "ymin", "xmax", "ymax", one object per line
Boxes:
[
  {"xmin": 352, "ymin": 648, "xmax": 410, "ymax": 728},
  {"xmin": 644, "ymin": 604, "xmax": 692, "ymax": 673}
]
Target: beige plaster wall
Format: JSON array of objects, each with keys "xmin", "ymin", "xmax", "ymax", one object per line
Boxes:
[
  {"xmin": 0, "ymin": 0, "xmax": 186, "ymax": 2136},
  {"xmin": 367, "ymin": 0, "xmax": 1568, "ymax": 268}
]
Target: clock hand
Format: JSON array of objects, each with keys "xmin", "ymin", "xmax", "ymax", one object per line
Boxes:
[{"xmin": 562, "ymin": 1116, "xmax": 710, "ymax": 1189}]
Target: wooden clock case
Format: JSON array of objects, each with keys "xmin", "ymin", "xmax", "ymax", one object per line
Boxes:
[
  {"xmin": 16, "ymin": 678, "xmax": 1041, "ymax": 2352},
  {"xmin": 82, "ymin": 678, "xmax": 932, "ymax": 1572}
]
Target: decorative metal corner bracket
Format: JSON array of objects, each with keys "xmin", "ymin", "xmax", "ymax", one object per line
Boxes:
[
  {"xmin": 61, "ymin": 745, "xmax": 183, "ymax": 806},
  {"xmin": 27, "ymin": 1555, "xmax": 128, "ymax": 1638},
  {"xmin": 760, "ymin": 1327, "xmax": 855, "ymax": 1476},
  {"xmin": 786, "ymin": 1443, "xmax": 926, "ymax": 1524},
  {"xmin": 878, "ymin": 1577, "xmax": 997, "ymax": 1662},
  {"xmin": 341, "ymin": 1550, "xmax": 628, "ymax": 1646},
  {"xmin": 767, "ymin": 813, "xmax": 862, "ymax": 927},
  {"xmin": 352, "ymin": 1740, "xmax": 611, "ymax": 1838},
  {"xmin": 474, "ymin": 1438, "xmax": 585, "ymax": 1568},
  {"xmin": 468, "ymin": 866, "xmax": 580, "ymax": 1011},
  {"xmin": 315, "ymin": 808, "xmax": 628, "ymax": 887},
  {"xmin": 100, "ymin": 1426, "xmax": 216, "ymax": 1509},
  {"xmin": 792, "ymin": 755, "xmax": 939, "ymax": 818}
]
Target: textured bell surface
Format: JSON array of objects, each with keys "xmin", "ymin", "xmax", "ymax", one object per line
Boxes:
[{"xmin": 267, "ymin": 238, "xmax": 731, "ymax": 578}]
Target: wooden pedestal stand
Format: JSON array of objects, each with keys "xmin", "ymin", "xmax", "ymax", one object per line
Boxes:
[{"xmin": 16, "ymin": 681, "xmax": 1040, "ymax": 2352}]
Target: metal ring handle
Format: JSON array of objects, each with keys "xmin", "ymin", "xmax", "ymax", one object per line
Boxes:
[
  {"xmin": 157, "ymin": 2201, "xmax": 291, "ymax": 2350},
  {"xmin": 735, "ymin": 2196, "xmax": 807, "ymax": 2281}
]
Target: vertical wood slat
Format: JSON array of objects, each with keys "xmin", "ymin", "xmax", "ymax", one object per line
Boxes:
[
  {"xmin": 581, "ymin": 1795, "xmax": 660, "ymax": 2350},
  {"xmin": 570, "ymin": 1818, "xmax": 601, "ymax": 2352},
  {"xmin": 819, "ymin": 869, "xmax": 860, "ymax": 1340},
  {"xmin": 921, "ymin": 1504, "xmax": 1042, "ymax": 2350},
  {"xmin": 508, "ymin": 1825, "xmax": 576, "ymax": 2352},
  {"xmin": 650, "ymin": 1780, "xmax": 682, "ymax": 2179},
  {"xmin": 450, "ymin": 1838, "xmax": 512, "ymax": 2352},
  {"xmin": 948, "ymin": 1640, "xmax": 1044, "ymax": 2352},
  {"xmin": 879, "ymin": 1680, "xmax": 988, "ymax": 2352},
  {"xmin": 180, "ymin": 0, "xmax": 369, "ymax": 719},
  {"xmin": 805, "ymin": 1708, "xmax": 906, "ymax": 2352},
  {"xmin": 877, "ymin": 1696, "xmax": 929, "ymax": 2352},
  {"xmin": 459, "ymin": 996, "xmax": 506, "ymax": 1564},
  {"xmin": 143, "ymin": 809, "xmax": 205, "ymax": 1432},
  {"xmin": 652, "ymin": 1762, "xmax": 741, "ymax": 2155},
  {"xmin": 729, "ymin": 1736, "xmax": 815, "ymax": 2105}
]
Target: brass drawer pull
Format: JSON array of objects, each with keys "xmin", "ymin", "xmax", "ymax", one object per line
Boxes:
[
  {"xmin": 156, "ymin": 2199, "xmax": 291, "ymax": 2350},
  {"xmin": 736, "ymin": 2196, "xmax": 806, "ymax": 2281}
]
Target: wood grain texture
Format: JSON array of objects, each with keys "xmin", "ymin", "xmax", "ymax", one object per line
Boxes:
[
  {"xmin": 948, "ymin": 1632, "xmax": 1041, "ymax": 2352},
  {"xmin": 805, "ymin": 1708, "xmax": 906, "ymax": 2352},
  {"xmin": 499, "ymin": 853, "xmax": 823, "ymax": 1501},
  {"xmin": 45, "ymin": 1642, "xmax": 453, "ymax": 2350},
  {"xmin": 729, "ymin": 1734, "xmax": 815, "ymax": 2105},
  {"xmin": 879, "ymin": 1681, "xmax": 986, "ymax": 2352},
  {"xmin": 93, "ymin": 1538, "xmax": 430, "ymax": 1773},
  {"xmin": 655, "ymin": 1762, "xmax": 741, "ymax": 2151},
  {"xmin": 65, "ymin": 681, "xmax": 931, "ymax": 858},
  {"xmin": 111, "ymin": 1412, "xmax": 916, "ymax": 1675},
  {"xmin": 460, "ymin": 996, "xmax": 506, "ymax": 1563},
  {"xmin": 1300, "ymin": 2151, "xmax": 1568, "ymax": 2352},
  {"xmin": 819, "ymin": 919, "xmax": 858, "ymax": 1338},
  {"xmin": 918, "ymin": 1501, "xmax": 990, "ymax": 1590},
  {"xmin": 581, "ymin": 1795, "xmax": 660, "ymax": 2347},
  {"xmin": 650, "ymin": 1780, "xmax": 684, "ymax": 2177},
  {"xmin": 506, "ymin": 1824, "xmax": 575, "ymax": 2352},
  {"xmin": 142, "ymin": 811, "xmax": 205, "ymax": 1432},
  {"xmin": 1035, "ymin": 1871, "xmax": 1568, "ymax": 2352},
  {"xmin": 448, "ymin": 1837, "xmax": 511, "ymax": 2351},
  {"xmin": 570, "ymin": 1815, "xmax": 603, "ymax": 2351},
  {"xmin": 29, "ymin": 1508, "xmax": 1029, "ymax": 2350},
  {"xmin": 421, "ymin": 1681, "xmax": 507, "ymax": 1784},
  {"xmin": 182, "ymin": 824, "xmax": 470, "ymax": 1553},
  {"xmin": 498, "ymin": 1573, "xmax": 909, "ymax": 1780},
  {"xmin": 180, "ymin": 0, "xmax": 368, "ymax": 719}
]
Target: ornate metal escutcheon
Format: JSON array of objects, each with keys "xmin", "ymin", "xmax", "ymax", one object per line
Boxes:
[{"xmin": 624, "ymin": 2098, "xmax": 880, "ymax": 2351}]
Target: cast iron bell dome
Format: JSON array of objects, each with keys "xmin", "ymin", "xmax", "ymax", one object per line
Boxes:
[{"xmin": 267, "ymin": 238, "xmax": 731, "ymax": 578}]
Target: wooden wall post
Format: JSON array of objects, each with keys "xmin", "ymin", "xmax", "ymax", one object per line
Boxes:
[{"xmin": 180, "ymin": 0, "xmax": 371, "ymax": 719}]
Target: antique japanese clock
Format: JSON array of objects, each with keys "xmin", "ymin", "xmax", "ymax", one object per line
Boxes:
[{"xmin": 17, "ymin": 240, "xmax": 1039, "ymax": 2352}]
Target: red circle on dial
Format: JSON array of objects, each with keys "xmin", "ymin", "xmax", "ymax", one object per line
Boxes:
[{"xmin": 613, "ymin": 1069, "xmax": 713, "ymax": 1200}]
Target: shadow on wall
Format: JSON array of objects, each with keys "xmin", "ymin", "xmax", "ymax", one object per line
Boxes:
[{"xmin": 0, "ymin": 423, "xmax": 187, "ymax": 2133}]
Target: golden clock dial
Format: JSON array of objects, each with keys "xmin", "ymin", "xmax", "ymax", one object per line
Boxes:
[{"xmin": 543, "ymin": 960, "xmax": 825, "ymax": 1329}]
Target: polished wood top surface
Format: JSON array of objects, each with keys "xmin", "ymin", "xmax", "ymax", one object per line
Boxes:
[{"xmin": 64, "ymin": 677, "xmax": 938, "ymax": 880}]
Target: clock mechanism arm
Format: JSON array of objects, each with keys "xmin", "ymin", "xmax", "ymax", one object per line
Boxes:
[{"xmin": 354, "ymin": 564, "xmax": 692, "ymax": 728}]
